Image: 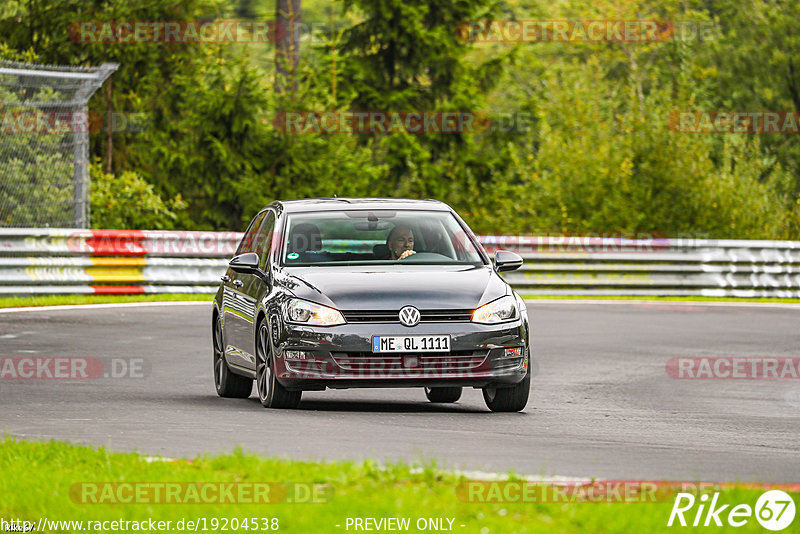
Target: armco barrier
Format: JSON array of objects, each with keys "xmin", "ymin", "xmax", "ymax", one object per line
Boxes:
[
  {"xmin": 1, "ymin": 229, "xmax": 799, "ymax": 297},
  {"xmin": 0, "ymin": 229, "xmax": 240, "ymax": 295},
  {"xmin": 482, "ymin": 235, "xmax": 800, "ymax": 298}
]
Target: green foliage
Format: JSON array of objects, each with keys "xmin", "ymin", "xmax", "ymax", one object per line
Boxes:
[
  {"xmin": 89, "ymin": 165, "xmax": 186, "ymax": 230},
  {"xmin": 498, "ymin": 57, "xmax": 791, "ymax": 238},
  {"xmin": 484, "ymin": 0, "xmax": 800, "ymax": 238},
  {"xmin": 339, "ymin": 0, "xmax": 498, "ymax": 109}
]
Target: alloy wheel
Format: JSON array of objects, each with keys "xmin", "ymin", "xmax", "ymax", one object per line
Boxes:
[
  {"xmin": 256, "ymin": 322, "xmax": 272, "ymax": 404},
  {"xmin": 213, "ymin": 317, "xmax": 225, "ymax": 390}
]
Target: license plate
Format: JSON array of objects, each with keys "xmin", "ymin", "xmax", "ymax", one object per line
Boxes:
[{"xmin": 372, "ymin": 335, "xmax": 450, "ymax": 353}]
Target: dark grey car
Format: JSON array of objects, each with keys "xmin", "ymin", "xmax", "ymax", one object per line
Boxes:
[{"xmin": 212, "ymin": 198, "xmax": 531, "ymax": 411}]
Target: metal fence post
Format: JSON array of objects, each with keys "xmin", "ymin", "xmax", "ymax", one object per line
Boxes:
[{"xmin": 0, "ymin": 61, "xmax": 117, "ymax": 229}]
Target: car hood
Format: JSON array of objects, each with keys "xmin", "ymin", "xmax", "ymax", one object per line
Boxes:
[{"xmin": 278, "ymin": 265, "xmax": 509, "ymax": 310}]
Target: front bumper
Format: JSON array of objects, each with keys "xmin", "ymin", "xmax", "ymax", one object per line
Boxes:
[{"xmin": 271, "ymin": 319, "xmax": 529, "ymax": 390}]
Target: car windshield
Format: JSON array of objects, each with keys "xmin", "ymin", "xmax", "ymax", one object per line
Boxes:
[{"xmin": 281, "ymin": 210, "xmax": 486, "ymax": 266}]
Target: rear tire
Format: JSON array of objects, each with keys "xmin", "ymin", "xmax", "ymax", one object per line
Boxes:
[
  {"xmin": 213, "ymin": 315, "xmax": 252, "ymax": 398},
  {"xmin": 483, "ymin": 367, "xmax": 530, "ymax": 412},
  {"xmin": 256, "ymin": 319, "xmax": 302, "ymax": 409},
  {"xmin": 424, "ymin": 387, "xmax": 462, "ymax": 403}
]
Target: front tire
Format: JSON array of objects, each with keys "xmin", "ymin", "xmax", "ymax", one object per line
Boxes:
[
  {"xmin": 483, "ymin": 366, "xmax": 530, "ymax": 412},
  {"xmin": 424, "ymin": 387, "xmax": 462, "ymax": 403},
  {"xmin": 256, "ymin": 319, "xmax": 302, "ymax": 409},
  {"xmin": 213, "ymin": 315, "xmax": 252, "ymax": 398}
]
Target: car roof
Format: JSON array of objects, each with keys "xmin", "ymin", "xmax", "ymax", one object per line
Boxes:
[{"xmin": 272, "ymin": 198, "xmax": 452, "ymax": 213}]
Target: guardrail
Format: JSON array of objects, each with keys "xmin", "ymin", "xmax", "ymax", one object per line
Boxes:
[
  {"xmin": 1, "ymin": 229, "xmax": 799, "ymax": 297},
  {"xmin": 0, "ymin": 229, "xmax": 239, "ymax": 295},
  {"xmin": 481, "ymin": 235, "xmax": 800, "ymax": 298}
]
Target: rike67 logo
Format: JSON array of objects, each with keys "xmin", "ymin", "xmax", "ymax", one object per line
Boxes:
[{"xmin": 668, "ymin": 490, "xmax": 796, "ymax": 530}]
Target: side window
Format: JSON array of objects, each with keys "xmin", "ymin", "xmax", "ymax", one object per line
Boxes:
[
  {"xmin": 254, "ymin": 212, "xmax": 276, "ymax": 271},
  {"xmin": 235, "ymin": 211, "xmax": 267, "ymax": 255}
]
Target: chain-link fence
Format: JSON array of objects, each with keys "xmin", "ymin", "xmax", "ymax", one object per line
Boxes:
[{"xmin": 0, "ymin": 60, "xmax": 117, "ymax": 228}]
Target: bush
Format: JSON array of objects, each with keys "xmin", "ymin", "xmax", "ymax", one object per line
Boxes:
[{"xmin": 89, "ymin": 165, "xmax": 186, "ymax": 230}]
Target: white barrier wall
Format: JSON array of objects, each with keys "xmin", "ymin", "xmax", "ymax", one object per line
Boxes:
[
  {"xmin": 0, "ymin": 229, "xmax": 239, "ymax": 295},
  {"xmin": 481, "ymin": 235, "xmax": 800, "ymax": 298}
]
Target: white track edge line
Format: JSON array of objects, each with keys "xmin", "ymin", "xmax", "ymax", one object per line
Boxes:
[
  {"xmin": 410, "ymin": 467, "xmax": 593, "ymax": 483},
  {"xmin": 0, "ymin": 301, "xmax": 211, "ymax": 313}
]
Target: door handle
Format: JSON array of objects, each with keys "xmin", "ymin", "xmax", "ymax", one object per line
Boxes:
[
  {"xmin": 220, "ymin": 275, "xmax": 231, "ymax": 283},
  {"xmin": 233, "ymin": 279, "xmax": 244, "ymax": 288}
]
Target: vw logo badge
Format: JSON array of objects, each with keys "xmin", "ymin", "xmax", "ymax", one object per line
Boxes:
[{"xmin": 398, "ymin": 306, "xmax": 421, "ymax": 327}]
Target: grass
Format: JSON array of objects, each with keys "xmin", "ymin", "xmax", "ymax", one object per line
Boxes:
[
  {"xmin": 0, "ymin": 438, "xmax": 793, "ymax": 533},
  {"xmin": 0, "ymin": 293, "xmax": 208, "ymax": 309}
]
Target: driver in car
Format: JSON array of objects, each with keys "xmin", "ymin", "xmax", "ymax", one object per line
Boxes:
[{"xmin": 387, "ymin": 226, "xmax": 417, "ymax": 260}]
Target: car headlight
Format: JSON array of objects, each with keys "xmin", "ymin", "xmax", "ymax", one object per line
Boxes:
[
  {"xmin": 472, "ymin": 296, "xmax": 518, "ymax": 324},
  {"xmin": 285, "ymin": 298, "xmax": 346, "ymax": 326}
]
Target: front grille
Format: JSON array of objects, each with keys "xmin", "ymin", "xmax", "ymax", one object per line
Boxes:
[
  {"xmin": 421, "ymin": 310, "xmax": 474, "ymax": 322},
  {"xmin": 331, "ymin": 351, "xmax": 487, "ymax": 374},
  {"xmin": 341, "ymin": 309, "xmax": 473, "ymax": 324}
]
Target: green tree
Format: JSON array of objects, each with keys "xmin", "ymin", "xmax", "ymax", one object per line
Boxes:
[{"xmin": 89, "ymin": 165, "xmax": 186, "ymax": 229}]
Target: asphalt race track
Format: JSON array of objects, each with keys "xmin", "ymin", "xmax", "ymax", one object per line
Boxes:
[{"xmin": 1, "ymin": 301, "xmax": 799, "ymax": 483}]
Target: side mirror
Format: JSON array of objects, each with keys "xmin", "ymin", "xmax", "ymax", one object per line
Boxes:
[
  {"xmin": 494, "ymin": 250, "xmax": 523, "ymax": 272},
  {"xmin": 229, "ymin": 252, "xmax": 259, "ymax": 273}
]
